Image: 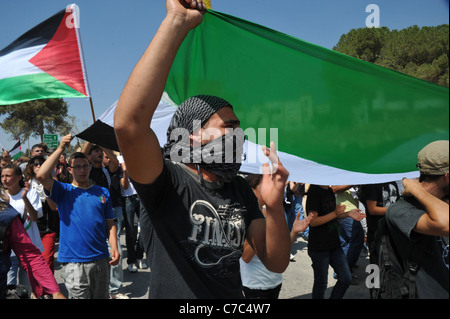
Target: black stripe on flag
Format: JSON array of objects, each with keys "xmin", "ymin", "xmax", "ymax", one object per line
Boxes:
[
  {"xmin": 9, "ymin": 140, "xmax": 21, "ymax": 153},
  {"xmin": 0, "ymin": 9, "xmax": 65, "ymax": 57}
]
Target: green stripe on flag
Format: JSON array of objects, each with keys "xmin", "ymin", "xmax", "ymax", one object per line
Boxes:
[
  {"xmin": 11, "ymin": 151, "xmax": 23, "ymax": 161},
  {"xmin": 0, "ymin": 72, "xmax": 86, "ymax": 105},
  {"xmin": 165, "ymin": 10, "xmax": 449, "ymax": 175}
]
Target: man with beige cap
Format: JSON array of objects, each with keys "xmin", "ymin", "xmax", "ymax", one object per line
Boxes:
[{"xmin": 385, "ymin": 140, "xmax": 449, "ymax": 298}]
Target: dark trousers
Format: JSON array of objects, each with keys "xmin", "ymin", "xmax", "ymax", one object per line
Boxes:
[
  {"xmin": 308, "ymin": 247, "xmax": 352, "ymax": 299},
  {"xmin": 123, "ymin": 196, "xmax": 144, "ymax": 264},
  {"xmin": 242, "ymin": 284, "xmax": 282, "ymax": 299}
]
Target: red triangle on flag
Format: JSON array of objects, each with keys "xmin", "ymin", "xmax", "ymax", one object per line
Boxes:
[{"xmin": 29, "ymin": 11, "xmax": 88, "ymax": 96}]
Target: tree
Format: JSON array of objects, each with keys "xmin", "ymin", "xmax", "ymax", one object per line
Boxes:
[
  {"xmin": 334, "ymin": 25, "xmax": 449, "ymax": 87},
  {"xmin": 0, "ymin": 99, "xmax": 74, "ymax": 143},
  {"xmin": 333, "ymin": 27, "xmax": 390, "ymax": 63}
]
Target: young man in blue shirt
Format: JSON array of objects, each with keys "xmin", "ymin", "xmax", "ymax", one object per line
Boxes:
[{"xmin": 37, "ymin": 134, "xmax": 119, "ymax": 299}]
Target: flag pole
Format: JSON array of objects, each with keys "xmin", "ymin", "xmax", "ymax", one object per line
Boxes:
[
  {"xmin": 89, "ymin": 97, "xmax": 96, "ymax": 122},
  {"xmin": 71, "ymin": 4, "xmax": 95, "ymax": 124}
]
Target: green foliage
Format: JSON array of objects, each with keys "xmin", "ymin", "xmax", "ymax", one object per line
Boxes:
[
  {"xmin": 333, "ymin": 27, "xmax": 390, "ymax": 63},
  {"xmin": 0, "ymin": 99, "xmax": 74, "ymax": 142},
  {"xmin": 334, "ymin": 24, "xmax": 449, "ymax": 87}
]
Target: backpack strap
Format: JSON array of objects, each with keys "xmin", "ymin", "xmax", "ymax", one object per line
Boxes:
[
  {"xmin": 405, "ymin": 234, "xmax": 432, "ymax": 298},
  {"xmin": 380, "ymin": 228, "xmax": 411, "ymax": 298},
  {"xmin": 386, "ymin": 216, "xmax": 431, "ymax": 298}
]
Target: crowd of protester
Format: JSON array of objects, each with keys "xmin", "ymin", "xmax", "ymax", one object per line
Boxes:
[
  {"xmin": 1, "ymin": 136, "xmax": 448, "ymax": 299},
  {"xmin": 1, "ymin": 0, "xmax": 448, "ymax": 301}
]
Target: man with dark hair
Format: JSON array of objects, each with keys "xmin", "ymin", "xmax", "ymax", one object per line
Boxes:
[
  {"xmin": 386, "ymin": 140, "xmax": 449, "ymax": 298},
  {"xmin": 114, "ymin": 0, "xmax": 291, "ymax": 299},
  {"xmin": 82, "ymin": 142, "xmax": 119, "ymax": 189},
  {"xmin": 360, "ymin": 181, "xmax": 399, "ymax": 264},
  {"xmin": 30, "ymin": 144, "xmax": 45, "ymax": 158},
  {"xmin": 36, "ymin": 134, "xmax": 120, "ymax": 299}
]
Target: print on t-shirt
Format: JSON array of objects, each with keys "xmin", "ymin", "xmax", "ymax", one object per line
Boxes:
[{"xmin": 188, "ymin": 199, "xmax": 246, "ymax": 268}]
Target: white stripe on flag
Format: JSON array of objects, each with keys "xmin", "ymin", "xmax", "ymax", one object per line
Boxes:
[
  {"xmin": 9, "ymin": 142, "xmax": 22, "ymax": 160},
  {"xmin": 0, "ymin": 45, "xmax": 45, "ymax": 80},
  {"xmin": 93, "ymin": 96, "xmax": 419, "ymax": 185}
]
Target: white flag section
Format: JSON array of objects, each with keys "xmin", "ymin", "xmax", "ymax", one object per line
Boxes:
[{"xmin": 89, "ymin": 96, "xmax": 419, "ymax": 185}]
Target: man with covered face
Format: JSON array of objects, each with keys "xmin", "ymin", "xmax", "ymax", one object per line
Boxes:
[{"xmin": 114, "ymin": 0, "xmax": 291, "ymax": 298}]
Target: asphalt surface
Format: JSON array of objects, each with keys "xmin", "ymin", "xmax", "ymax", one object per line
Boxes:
[
  {"xmin": 280, "ymin": 236, "xmax": 371, "ymax": 299},
  {"xmin": 54, "ymin": 233, "xmax": 371, "ymax": 299}
]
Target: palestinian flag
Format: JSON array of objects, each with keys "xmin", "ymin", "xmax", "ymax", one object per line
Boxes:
[
  {"xmin": 79, "ymin": 9, "xmax": 448, "ymax": 185},
  {"xmin": 78, "ymin": 96, "xmax": 420, "ymax": 186},
  {"xmin": 163, "ymin": 9, "xmax": 448, "ymax": 184},
  {"xmin": 9, "ymin": 140, "xmax": 22, "ymax": 160},
  {"xmin": 0, "ymin": 4, "xmax": 90, "ymax": 105}
]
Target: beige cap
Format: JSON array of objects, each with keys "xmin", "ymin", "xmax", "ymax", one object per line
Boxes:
[{"xmin": 417, "ymin": 140, "xmax": 449, "ymax": 175}]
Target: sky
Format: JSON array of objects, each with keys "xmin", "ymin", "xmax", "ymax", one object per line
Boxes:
[{"xmin": 0, "ymin": 0, "xmax": 449, "ymax": 152}]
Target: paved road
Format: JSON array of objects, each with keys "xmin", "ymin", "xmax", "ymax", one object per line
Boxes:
[
  {"xmin": 54, "ymin": 234, "xmax": 371, "ymax": 299},
  {"xmin": 280, "ymin": 236, "xmax": 371, "ymax": 299}
]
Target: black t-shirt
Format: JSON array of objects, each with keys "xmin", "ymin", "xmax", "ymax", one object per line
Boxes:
[
  {"xmin": 89, "ymin": 166, "xmax": 109, "ymax": 189},
  {"xmin": 132, "ymin": 159, "xmax": 264, "ymax": 299},
  {"xmin": 36, "ymin": 200, "xmax": 59, "ymax": 234},
  {"xmin": 90, "ymin": 166, "xmax": 123, "ymax": 207},
  {"xmin": 306, "ymin": 185, "xmax": 340, "ymax": 251},
  {"xmin": 108, "ymin": 166, "xmax": 123, "ymax": 208},
  {"xmin": 386, "ymin": 196, "xmax": 449, "ymax": 299},
  {"xmin": 361, "ymin": 182, "xmax": 399, "ymax": 244}
]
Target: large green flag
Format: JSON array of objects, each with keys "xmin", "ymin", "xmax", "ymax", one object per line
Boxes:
[{"xmin": 164, "ymin": 10, "xmax": 448, "ymax": 185}]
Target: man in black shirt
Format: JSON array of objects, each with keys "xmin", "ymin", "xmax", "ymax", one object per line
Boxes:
[
  {"xmin": 306, "ymin": 185, "xmax": 365, "ymax": 298},
  {"xmin": 114, "ymin": 0, "xmax": 291, "ymax": 298},
  {"xmin": 360, "ymin": 181, "xmax": 399, "ymax": 263}
]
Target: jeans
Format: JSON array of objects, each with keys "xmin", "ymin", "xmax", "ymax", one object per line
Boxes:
[
  {"xmin": 7, "ymin": 255, "xmax": 31, "ymax": 296},
  {"xmin": 123, "ymin": 196, "xmax": 144, "ymax": 264},
  {"xmin": 109, "ymin": 206, "xmax": 124, "ymax": 295},
  {"xmin": 308, "ymin": 247, "xmax": 352, "ymax": 299},
  {"xmin": 339, "ymin": 217, "xmax": 364, "ymax": 269},
  {"xmin": 294, "ymin": 201, "xmax": 309, "ymax": 238},
  {"xmin": 285, "ymin": 195, "xmax": 308, "ymax": 236}
]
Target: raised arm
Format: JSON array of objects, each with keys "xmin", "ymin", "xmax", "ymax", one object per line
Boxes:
[
  {"xmin": 36, "ymin": 134, "xmax": 73, "ymax": 192},
  {"xmin": 403, "ymin": 178, "xmax": 449, "ymax": 237},
  {"xmin": 114, "ymin": 0, "xmax": 206, "ymax": 185},
  {"xmin": 102, "ymin": 148, "xmax": 119, "ymax": 173}
]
